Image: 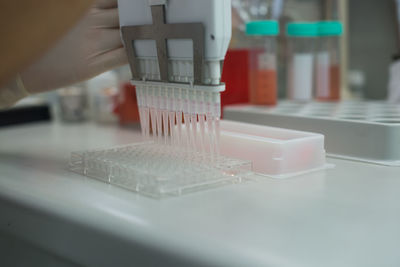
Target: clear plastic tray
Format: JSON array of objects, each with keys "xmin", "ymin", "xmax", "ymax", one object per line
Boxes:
[
  {"xmin": 220, "ymin": 120, "xmax": 329, "ymax": 178},
  {"xmin": 70, "ymin": 142, "xmax": 252, "ymax": 198},
  {"xmin": 224, "ymin": 101, "xmax": 400, "ymax": 166}
]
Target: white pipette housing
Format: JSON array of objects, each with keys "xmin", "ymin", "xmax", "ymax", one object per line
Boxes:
[{"xmin": 118, "ymin": 0, "xmax": 232, "ymax": 152}]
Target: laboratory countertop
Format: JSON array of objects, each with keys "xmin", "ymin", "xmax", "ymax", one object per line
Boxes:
[{"xmin": 0, "ymin": 122, "xmax": 400, "ymax": 267}]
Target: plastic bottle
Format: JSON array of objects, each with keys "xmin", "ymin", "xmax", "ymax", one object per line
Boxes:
[
  {"xmin": 286, "ymin": 22, "xmax": 319, "ymax": 101},
  {"xmin": 246, "ymin": 20, "xmax": 279, "ymax": 105},
  {"xmin": 58, "ymin": 85, "xmax": 88, "ymax": 122},
  {"xmin": 315, "ymin": 21, "xmax": 343, "ymax": 101},
  {"xmin": 86, "ymin": 71, "xmax": 119, "ymax": 124}
]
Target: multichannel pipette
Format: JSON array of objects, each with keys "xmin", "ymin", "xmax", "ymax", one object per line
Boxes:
[{"xmin": 118, "ymin": 0, "xmax": 231, "ymax": 155}]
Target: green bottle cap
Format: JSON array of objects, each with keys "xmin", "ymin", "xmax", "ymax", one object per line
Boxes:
[
  {"xmin": 246, "ymin": 20, "xmax": 279, "ymax": 36},
  {"xmin": 286, "ymin": 22, "xmax": 319, "ymax": 37},
  {"xmin": 318, "ymin": 21, "xmax": 343, "ymax": 36}
]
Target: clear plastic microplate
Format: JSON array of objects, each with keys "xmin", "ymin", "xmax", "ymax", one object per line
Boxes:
[{"xmin": 70, "ymin": 142, "xmax": 252, "ymax": 198}]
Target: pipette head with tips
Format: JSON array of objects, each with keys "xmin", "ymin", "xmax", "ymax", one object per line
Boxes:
[{"xmin": 119, "ymin": 0, "xmax": 232, "ymax": 154}]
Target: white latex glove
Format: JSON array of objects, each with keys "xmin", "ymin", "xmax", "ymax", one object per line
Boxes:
[{"xmin": 0, "ymin": 0, "xmax": 127, "ymax": 109}]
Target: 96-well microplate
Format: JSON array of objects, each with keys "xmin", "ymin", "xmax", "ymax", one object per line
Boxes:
[{"xmin": 70, "ymin": 142, "xmax": 252, "ymax": 198}]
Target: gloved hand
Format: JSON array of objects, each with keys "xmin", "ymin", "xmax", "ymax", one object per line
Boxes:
[{"xmin": 22, "ymin": 0, "xmax": 127, "ymax": 93}]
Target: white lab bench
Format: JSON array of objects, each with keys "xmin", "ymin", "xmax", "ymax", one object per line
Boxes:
[{"xmin": 1, "ymin": 122, "xmax": 400, "ymax": 267}]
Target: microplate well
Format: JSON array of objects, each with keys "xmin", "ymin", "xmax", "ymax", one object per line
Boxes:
[
  {"xmin": 224, "ymin": 101, "xmax": 400, "ymax": 166},
  {"xmin": 69, "ymin": 142, "xmax": 252, "ymax": 198}
]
